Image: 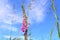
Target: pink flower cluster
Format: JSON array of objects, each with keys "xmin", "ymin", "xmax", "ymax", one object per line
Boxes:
[{"xmin": 21, "ymin": 19, "xmax": 28, "ymax": 32}]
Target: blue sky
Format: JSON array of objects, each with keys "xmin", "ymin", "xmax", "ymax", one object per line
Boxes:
[{"xmin": 0, "ymin": 0, "xmax": 60, "ymax": 40}]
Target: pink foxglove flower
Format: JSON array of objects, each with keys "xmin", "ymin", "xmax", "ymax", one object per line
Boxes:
[{"xmin": 21, "ymin": 19, "xmax": 27, "ymax": 32}]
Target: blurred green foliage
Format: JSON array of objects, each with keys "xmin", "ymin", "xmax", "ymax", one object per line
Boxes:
[{"xmin": 51, "ymin": 0, "xmax": 60, "ymax": 38}]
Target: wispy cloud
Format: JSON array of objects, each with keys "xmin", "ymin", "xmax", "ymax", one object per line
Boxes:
[
  {"xmin": 0, "ymin": 0, "xmax": 22, "ymax": 25},
  {"xmin": 0, "ymin": 0, "xmax": 49, "ymax": 25},
  {"xmin": 4, "ymin": 35, "xmax": 35, "ymax": 40},
  {"xmin": 4, "ymin": 35, "xmax": 10, "ymax": 39},
  {"xmin": 28, "ymin": 0, "xmax": 49, "ymax": 23},
  {"xmin": 0, "ymin": 0, "xmax": 22, "ymax": 32},
  {"xmin": 0, "ymin": 24, "xmax": 18, "ymax": 32},
  {"xmin": 4, "ymin": 35, "xmax": 23, "ymax": 40}
]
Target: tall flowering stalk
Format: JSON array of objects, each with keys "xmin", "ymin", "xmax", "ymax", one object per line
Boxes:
[
  {"xmin": 51, "ymin": 0, "xmax": 60, "ymax": 38},
  {"xmin": 21, "ymin": 4, "xmax": 29, "ymax": 40}
]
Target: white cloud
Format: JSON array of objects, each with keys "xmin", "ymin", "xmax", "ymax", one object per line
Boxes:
[
  {"xmin": 4, "ymin": 35, "xmax": 10, "ymax": 39},
  {"xmin": 0, "ymin": 0, "xmax": 49, "ymax": 25},
  {"xmin": 0, "ymin": 13, "xmax": 22, "ymax": 24},
  {"xmin": 0, "ymin": 0, "xmax": 22, "ymax": 24},
  {"xmin": 4, "ymin": 35, "xmax": 18, "ymax": 39},
  {"xmin": 0, "ymin": 0, "xmax": 22, "ymax": 32},
  {"xmin": 4, "ymin": 35, "xmax": 33, "ymax": 40},
  {"xmin": 0, "ymin": 24, "xmax": 18, "ymax": 32},
  {"xmin": 4, "ymin": 35, "xmax": 23, "ymax": 40},
  {"xmin": 28, "ymin": 0, "xmax": 48, "ymax": 23}
]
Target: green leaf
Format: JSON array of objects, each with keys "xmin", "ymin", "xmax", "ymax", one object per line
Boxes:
[
  {"xmin": 50, "ymin": 28, "xmax": 54, "ymax": 40},
  {"xmin": 56, "ymin": 21, "xmax": 60, "ymax": 38}
]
